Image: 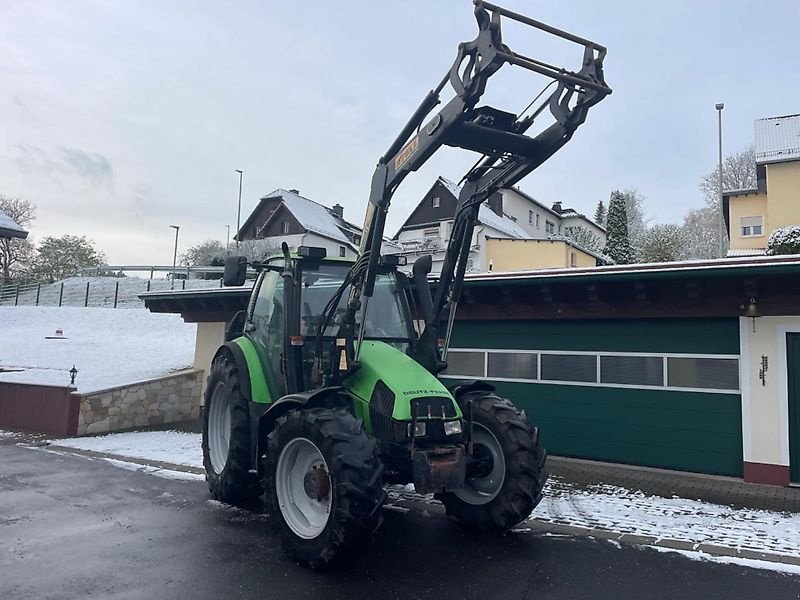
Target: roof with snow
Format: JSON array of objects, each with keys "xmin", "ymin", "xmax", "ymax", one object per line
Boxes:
[
  {"xmin": 0, "ymin": 209, "xmax": 28, "ymax": 239},
  {"xmin": 754, "ymin": 114, "xmax": 800, "ymax": 165},
  {"xmin": 268, "ymin": 189, "xmax": 355, "ymax": 247},
  {"xmin": 438, "ymin": 177, "xmax": 532, "ymax": 239}
]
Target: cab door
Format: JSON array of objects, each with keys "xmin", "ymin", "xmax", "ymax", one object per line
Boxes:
[{"xmin": 248, "ymin": 270, "xmax": 287, "ymax": 400}]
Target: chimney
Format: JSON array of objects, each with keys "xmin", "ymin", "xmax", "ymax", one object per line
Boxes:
[
  {"xmin": 331, "ymin": 203, "xmax": 344, "ymax": 218},
  {"xmin": 551, "ymin": 201, "xmax": 563, "ymax": 214},
  {"xmin": 288, "ymin": 188, "xmax": 300, "ymax": 194}
]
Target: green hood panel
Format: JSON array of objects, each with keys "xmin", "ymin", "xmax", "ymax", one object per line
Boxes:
[{"xmin": 343, "ymin": 341, "xmax": 459, "ymax": 421}]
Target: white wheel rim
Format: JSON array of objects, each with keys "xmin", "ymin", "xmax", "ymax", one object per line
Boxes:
[
  {"xmin": 208, "ymin": 381, "xmax": 231, "ymax": 474},
  {"xmin": 275, "ymin": 437, "xmax": 332, "ymax": 539},
  {"xmin": 455, "ymin": 423, "xmax": 506, "ymax": 505}
]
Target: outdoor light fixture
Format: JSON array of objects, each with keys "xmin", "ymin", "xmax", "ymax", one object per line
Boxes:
[{"xmin": 69, "ymin": 365, "xmax": 78, "ymax": 386}]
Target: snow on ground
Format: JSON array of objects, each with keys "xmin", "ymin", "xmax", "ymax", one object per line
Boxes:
[
  {"xmin": 536, "ymin": 476, "xmax": 800, "ymax": 559},
  {"xmin": 0, "ymin": 430, "xmax": 17, "ymax": 438},
  {"xmin": 50, "ymin": 429, "xmax": 800, "ymax": 564},
  {"xmin": 644, "ymin": 545, "xmax": 800, "ymax": 576},
  {"xmin": 54, "ymin": 431, "xmax": 202, "ymax": 468},
  {"xmin": 0, "ymin": 306, "xmax": 196, "ymax": 392}
]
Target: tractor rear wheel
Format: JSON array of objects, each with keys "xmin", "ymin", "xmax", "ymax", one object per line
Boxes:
[
  {"xmin": 202, "ymin": 353, "xmax": 261, "ymax": 506},
  {"xmin": 439, "ymin": 392, "xmax": 547, "ymax": 530},
  {"xmin": 265, "ymin": 407, "xmax": 385, "ymax": 569}
]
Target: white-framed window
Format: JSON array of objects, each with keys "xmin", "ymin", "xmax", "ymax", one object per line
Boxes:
[
  {"xmin": 528, "ymin": 210, "xmax": 533, "ymax": 225},
  {"xmin": 432, "ymin": 196, "xmax": 440, "ymax": 208},
  {"xmin": 423, "ymin": 227, "xmax": 439, "ymax": 239},
  {"xmin": 545, "ymin": 220, "xmax": 555, "ymax": 234},
  {"xmin": 740, "ymin": 216, "xmax": 763, "ymax": 237},
  {"xmin": 570, "ymin": 252, "xmax": 577, "ymax": 267},
  {"xmin": 442, "ymin": 348, "xmax": 740, "ymax": 394},
  {"xmin": 282, "ymin": 221, "xmax": 289, "ymax": 234},
  {"xmin": 339, "ymin": 245, "xmax": 346, "ymax": 257}
]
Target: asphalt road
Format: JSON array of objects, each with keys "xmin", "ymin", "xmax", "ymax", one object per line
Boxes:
[{"xmin": 1, "ymin": 444, "xmax": 799, "ymax": 600}]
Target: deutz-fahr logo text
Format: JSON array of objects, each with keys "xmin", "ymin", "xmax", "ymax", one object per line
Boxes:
[
  {"xmin": 403, "ymin": 389, "xmax": 441, "ymax": 396},
  {"xmin": 394, "ymin": 136, "xmax": 419, "ymax": 170}
]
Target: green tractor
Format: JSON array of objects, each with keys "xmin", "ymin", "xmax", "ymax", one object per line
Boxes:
[{"xmin": 202, "ymin": 1, "xmax": 610, "ymax": 568}]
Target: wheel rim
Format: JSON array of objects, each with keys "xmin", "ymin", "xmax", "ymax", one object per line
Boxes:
[
  {"xmin": 275, "ymin": 437, "xmax": 332, "ymax": 540},
  {"xmin": 208, "ymin": 381, "xmax": 231, "ymax": 475},
  {"xmin": 455, "ymin": 423, "xmax": 506, "ymax": 505}
]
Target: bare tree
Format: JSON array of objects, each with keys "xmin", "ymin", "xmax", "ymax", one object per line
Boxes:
[
  {"xmin": 0, "ymin": 195, "xmax": 36, "ymax": 283},
  {"xmin": 638, "ymin": 224, "xmax": 687, "ymax": 263},
  {"xmin": 563, "ymin": 226, "xmax": 602, "ymax": 252},
  {"xmin": 699, "ymin": 146, "xmax": 757, "ymax": 202},
  {"xmin": 181, "ymin": 240, "xmax": 227, "ymax": 266},
  {"xmin": 683, "ymin": 146, "xmax": 757, "ymax": 259}
]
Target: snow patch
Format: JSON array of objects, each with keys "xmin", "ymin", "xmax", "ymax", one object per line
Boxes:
[
  {"xmin": 0, "ymin": 306, "xmax": 196, "ymax": 392},
  {"xmin": 53, "ymin": 431, "xmax": 203, "ymax": 468},
  {"xmin": 644, "ymin": 545, "xmax": 800, "ymax": 576},
  {"xmin": 102, "ymin": 458, "xmax": 204, "ymax": 481}
]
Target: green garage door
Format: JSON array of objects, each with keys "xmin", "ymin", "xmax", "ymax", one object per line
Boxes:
[
  {"xmin": 787, "ymin": 334, "xmax": 800, "ymax": 483},
  {"xmin": 446, "ymin": 318, "xmax": 743, "ymax": 477}
]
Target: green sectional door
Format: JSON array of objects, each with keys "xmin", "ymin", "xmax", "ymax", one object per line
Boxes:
[
  {"xmin": 446, "ymin": 318, "xmax": 743, "ymax": 477},
  {"xmin": 788, "ymin": 334, "xmax": 800, "ymax": 483}
]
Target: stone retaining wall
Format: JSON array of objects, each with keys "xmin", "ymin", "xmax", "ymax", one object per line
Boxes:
[{"xmin": 78, "ymin": 370, "xmax": 203, "ymax": 435}]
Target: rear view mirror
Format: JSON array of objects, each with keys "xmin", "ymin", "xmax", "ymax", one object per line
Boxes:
[{"xmin": 223, "ymin": 256, "xmax": 247, "ymax": 287}]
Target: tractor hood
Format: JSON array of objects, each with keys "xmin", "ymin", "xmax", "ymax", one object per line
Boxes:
[{"xmin": 343, "ymin": 341, "xmax": 460, "ymax": 421}]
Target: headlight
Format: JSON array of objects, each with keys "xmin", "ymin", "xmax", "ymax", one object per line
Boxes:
[
  {"xmin": 408, "ymin": 422, "xmax": 427, "ymax": 437},
  {"xmin": 444, "ymin": 420, "xmax": 462, "ymax": 436}
]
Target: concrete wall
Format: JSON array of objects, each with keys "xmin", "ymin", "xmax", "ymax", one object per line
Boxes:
[
  {"xmin": 77, "ymin": 370, "xmax": 203, "ymax": 435},
  {"xmin": 728, "ymin": 192, "xmax": 768, "ymax": 250},
  {"xmin": 194, "ymin": 321, "xmax": 226, "ymax": 395},
  {"xmin": 766, "ymin": 161, "xmax": 800, "ymax": 231},
  {"xmin": 738, "ymin": 315, "xmax": 800, "ymax": 485}
]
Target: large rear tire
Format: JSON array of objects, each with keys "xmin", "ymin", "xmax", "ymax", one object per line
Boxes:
[
  {"xmin": 439, "ymin": 392, "xmax": 547, "ymax": 530},
  {"xmin": 202, "ymin": 353, "xmax": 261, "ymax": 506},
  {"xmin": 265, "ymin": 408, "xmax": 385, "ymax": 569}
]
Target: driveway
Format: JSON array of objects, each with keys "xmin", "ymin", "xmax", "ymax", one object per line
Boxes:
[{"xmin": 1, "ymin": 444, "xmax": 799, "ymax": 600}]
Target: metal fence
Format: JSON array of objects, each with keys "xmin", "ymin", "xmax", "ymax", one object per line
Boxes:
[{"xmin": 0, "ymin": 277, "xmax": 224, "ymax": 309}]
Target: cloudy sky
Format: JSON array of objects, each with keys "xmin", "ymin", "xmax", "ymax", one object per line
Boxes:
[{"xmin": 2, "ymin": 0, "xmax": 798, "ymax": 264}]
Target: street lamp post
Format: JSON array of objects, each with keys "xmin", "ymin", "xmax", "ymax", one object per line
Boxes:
[
  {"xmin": 170, "ymin": 225, "xmax": 180, "ymax": 290},
  {"xmin": 716, "ymin": 102, "xmax": 725, "ymax": 258},
  {"xmin": 225, "ymin": 225, "xmax": 230, "ymax": 250},
  {"xmin": 235, "ymin": 169, "xmax": 243, "ymax": 248}
]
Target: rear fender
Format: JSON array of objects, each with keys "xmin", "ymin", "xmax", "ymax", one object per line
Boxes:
[{"xmin": 447, "ymin": 379, "xmax": 495, "ymax": 404}]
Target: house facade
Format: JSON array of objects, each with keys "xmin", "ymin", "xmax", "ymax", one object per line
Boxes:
[
  {"xmin": 235, "ymin": 188, "xmax": 398, "ymax": 259},
  {"xmin": 393, "ymin": 177, "xmax": 606, "ymax": 273},
  {"xmin": 724, "ymin": 113, "xmax": 800, "ymax": 256}
]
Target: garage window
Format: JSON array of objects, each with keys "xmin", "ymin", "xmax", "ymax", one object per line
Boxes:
[
  {"xmin": 444, "ymin": 352, "xmax": 484, "ymax": 377},
  {"xmin": 601, "ymin": 355, "xmax": 664, "ymax": 387},
  {"xmin": 487, "ymin": 352, "xmax": 538, "ymax": 380},
  {"xmin": 667, "ymin": 357, "xmax": 739, "ymax": 391},
  {"xmin": 541, "ymin": 354, "xmax": 596, "ymax": 383}
]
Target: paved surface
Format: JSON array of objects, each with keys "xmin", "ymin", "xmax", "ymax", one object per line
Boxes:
[{"xmin": 2, "ymin": 444, "xmax": 800, "ymax": 600}]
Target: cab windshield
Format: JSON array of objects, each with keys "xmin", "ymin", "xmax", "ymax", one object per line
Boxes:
[{"xmin": 301, "ymin": 264, "xmax": 410, "ymax": 342}]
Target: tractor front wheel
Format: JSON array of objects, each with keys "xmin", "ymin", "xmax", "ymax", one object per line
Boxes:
[
  {"xmin": 439, "ymin": 392, "xmax": 547, "ymax": 530},
  {"xmin": 202, "ymin": 353, "xmax": 261, "ymax": 506},
  {"xmin": 265, "ymin": 408, "xmax": 385, "ymax": 569}
]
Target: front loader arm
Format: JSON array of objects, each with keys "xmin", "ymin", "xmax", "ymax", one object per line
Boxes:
[{"xmin": 326, "ymin": 0, "xmax": 611, "ymax": 381}]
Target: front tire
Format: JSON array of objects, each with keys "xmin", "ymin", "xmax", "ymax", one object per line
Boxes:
[
  {"xmin": 202, "ymin": 353, "xmax": 261, "ymax": 506},
  {"xmin": 265, "ymin": 408, "xmax": 385, "ymax": 569},
  {"xmin": 439, "ymin": 392, "xmax": 547, "ymax": 530}
]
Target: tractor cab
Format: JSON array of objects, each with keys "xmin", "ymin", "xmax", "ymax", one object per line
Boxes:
[{"xmin": 223, "ymin": 246, "xmax": 416, "ymax": 398}]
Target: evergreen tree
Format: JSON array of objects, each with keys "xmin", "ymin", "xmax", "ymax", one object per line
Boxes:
[
  {"xmin": 593, "ymin": 200, "xmax": 606, "ymax": 226},
  {"xmin": 603, "ymin": 191, "xmax": 633, "ymax": 264}
]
